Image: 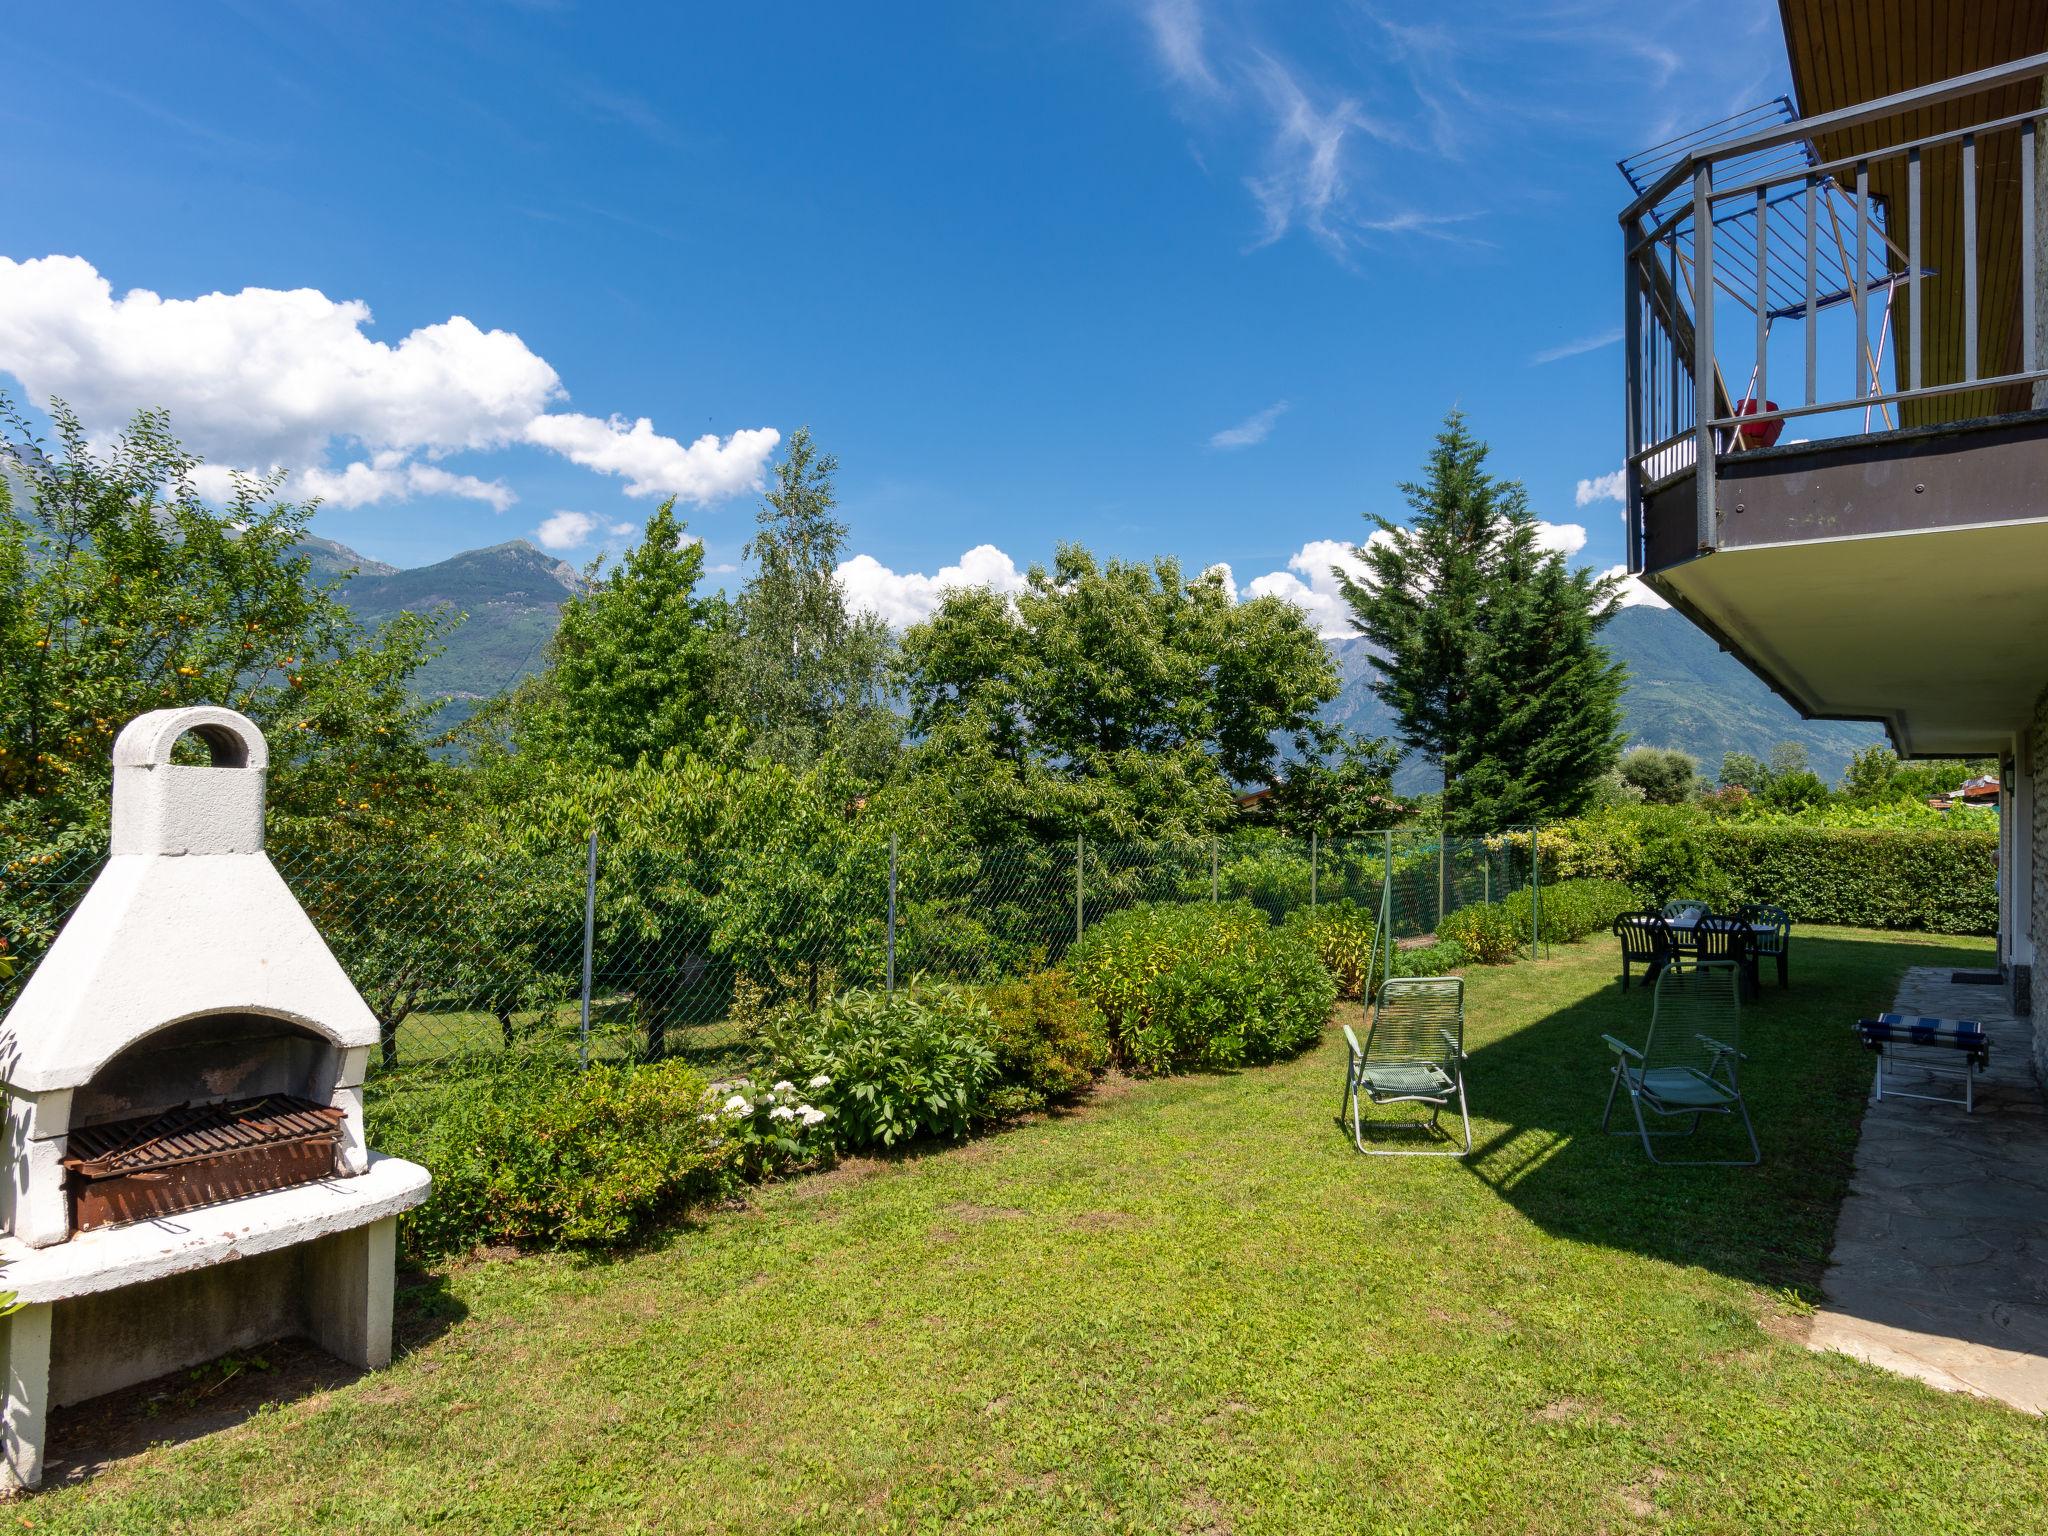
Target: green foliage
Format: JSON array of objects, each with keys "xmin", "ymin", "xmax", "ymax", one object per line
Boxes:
[
  {"xmin": 366, "ymin": 1059, "xmax": 732, "ymax": 1259},
  {"xmin": 758, "ymin": 984, "xmax": 1000, "ymax": 1149},
  {"xmin": 1841, "ymin": 744, "xmax": 1899, "ymax": 800},
  {"xmin": 978, "ymin": 969, "xmax": 1110, "ymax": 1111},
  {"xmin": 1281, "ymin": 899, "xmax": 1380, "ymax": 998},
  {"xmin": 1066, "ymin": 902, "xmax": 1336, "ymax": 1074},
  {"xmin": 700, "ymin": 1073, "xmax": 835, "ymax": 1180},
  {"xmin": 897, "ymin": 547, "xmax": 1336, "ymax": 842},
  {"xmin": 1760, "ymin": 768, "xmax": 1831, "ymax": 812},
  {"xmin": 732, "ymin": 428, "xmax": 899, "ymax": 781},
  {"xmin": 0, "ymin": 397, "xmax": 448, "ymax": 845},
  {"xmin": 1341, "ymin": 410, "xmax": 1625, "ymax": 832},
  {"xmin": 1768, "ymin": 741, "xmax": 1810, "ymax": 778},
  {"xmin": 510, "ymin": 501, "xmax": 729, "ymax": 768},
  {"xmin": 1391, "ymin": 936, "xmax": 1468, "ymax": 976},
  {"xmin": 1617, "ymin": 746, "xmax": 1698, "ymax": 804},
  {"xmin": 1546, "ymin": 807, "xmax": 1996, "ymax": 934},
  {"xmin": 1256, "ymin": 732, "xmax": 1409, "ymax": 836},
  {"xmin": 1438, "ymin": 899, "xmax": 1522, "ymax": 963},
  {"xmin": 1719, "ymin": 752, "xmax": 1769, "ymax": 792}
]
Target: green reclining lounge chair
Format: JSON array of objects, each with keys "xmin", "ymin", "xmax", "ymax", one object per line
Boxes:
[
  {"xmin": 1601, "ymin": 961, "xmax": 1758, "ymax": 1166},
  {"xmin": 1339, "ymin": 976, "xmax": 1471, "ymax": 1157}
]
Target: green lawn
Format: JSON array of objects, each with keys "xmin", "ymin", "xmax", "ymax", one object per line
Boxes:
[{"xmin": 31, "ymin": 927, "xmax": 2048, "ymax": 1534}]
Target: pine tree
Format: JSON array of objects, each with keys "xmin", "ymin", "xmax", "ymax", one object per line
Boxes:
[{"xmin": 1339, "ymin": 411, "xmax": 1625, "ymax": 831}]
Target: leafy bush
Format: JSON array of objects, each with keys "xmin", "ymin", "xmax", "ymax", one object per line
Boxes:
[
  {"xmin": 367, "ymin": 1059, "xmax": 733, "ymax": 1260},
  {"xmin": 1282, "ymin": 900, "xmax": 1380, "ymax": 998},
  {"xmin": 1066, "ymin": 901, "xmax": 1336, "ymax": 1074},
  {"xmin": 703, "ymin": 1073, "xmax": 835, "ymax": 1179},
  {"xmin": 1439, "ymin": 899, "xmax": 1522, "ymax": 963},
  {"xmin": 980, "ymin": 968, "xmax": 1109, "ymax": 1112},
  {"xmin": 1392, "ymin": 936, "xmax": 1468, "ymax": 976},
  {"xmin": 759, "ymin": 985, "xmax": 1000, "ymax": 1149},
  {"xmin": 1510, "ymin": 878, "xmax": 1637, "ymax": 944}
]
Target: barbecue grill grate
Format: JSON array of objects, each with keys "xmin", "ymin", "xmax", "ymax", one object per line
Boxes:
[{"xmin": 64, "ymin": 1096, "xmax": 347, "ymax": 1179}]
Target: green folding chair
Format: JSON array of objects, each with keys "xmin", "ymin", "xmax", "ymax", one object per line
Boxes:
[
  {"xmin": 1338, "ymin": 976, "xmax": 1470, "ymax": 1157},
  {"xmin": 1601, "ymin": 961, "xmax": 1758, "ymax": 1166}
]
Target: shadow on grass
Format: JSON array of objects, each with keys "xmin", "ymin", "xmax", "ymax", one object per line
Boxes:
[{"xmin": 1454, "ymin": 932, "xmax": 1990, "ymax": 1298}]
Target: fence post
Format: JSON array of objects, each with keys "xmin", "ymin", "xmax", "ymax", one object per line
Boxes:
[
  {"xmin": 1380, "ymin": 828, "xmax": 1395, "ymax": 994},
  {"xmin": 1210, "ymin": 836, "xmax": 1219, "ymax": 902},
  {"xmin": 887, "ymin": 832, "xmax": 898, "ymax": 994},
  {"xmin": 1529, "ymin": 826, "xmax": 1542, "ymax": 960},
  {"xmin": 1310, "ymin": 831, "xmax": 1319, "ymax": 908},
  {"xmin": 1075, "ymin": 835, "xmax": 1085, "ymax": 945},
  {"xmin": 1437, "ymin": 831, "xmax": 1447, "ymax": 932},
  {"xmin": 578, "ymin": 828, "xmax": 598, "ymax": 1070}
]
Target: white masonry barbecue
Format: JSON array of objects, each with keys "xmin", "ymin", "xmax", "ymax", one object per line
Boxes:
[{"xmin": 0, "ymin": 706, "xmax": 430, "ymax": 1489}]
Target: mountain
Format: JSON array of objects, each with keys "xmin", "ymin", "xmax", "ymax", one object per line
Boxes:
[
  {"xmin": 300, "ymin": 537, "xmax": 584, "ymax": 709},
  {"xmin": 1324, "ymin": 605, "xmax": 1886, "ymax": 792},
  {"xmin": 303, "ymin": 536, "xmax": 1886, "ymax": 781}
]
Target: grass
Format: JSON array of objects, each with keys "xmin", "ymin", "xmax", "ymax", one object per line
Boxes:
[{"xmin": 28, "ymin": 926, "xmax": 2048, "ymax": 1533}]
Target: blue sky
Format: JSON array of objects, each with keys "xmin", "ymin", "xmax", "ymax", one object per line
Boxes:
[{"xmin": 0, "ymin": 0, "xmax": 1788, "ymax": 629}]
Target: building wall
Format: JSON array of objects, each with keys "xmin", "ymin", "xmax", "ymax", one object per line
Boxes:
[{"xmin": 2032, "ymin": 686, "xmax": 2048, "ymax": 1083}]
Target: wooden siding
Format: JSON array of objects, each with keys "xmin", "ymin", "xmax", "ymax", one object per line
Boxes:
[{"xmin": 1777, "ymin": 0, "xmax": 2048, "ymax": 423}]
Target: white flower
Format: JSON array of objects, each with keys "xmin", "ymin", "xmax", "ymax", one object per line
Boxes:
[
  {"xmin": 798, "ymin": 1106, "xmax": 828, "ymax": 1127},
  {"xmin": 772, "ymin": 1080, "xmax": 796, "ymax": 1094},
  {"xmin": 807, "ymin": 1074, "xmax": 832, "ymax": 1089},
  {"xmin": 769, "ymin": 1105, "xmax": 796, "ymax": 1121},
  {"xmin": 722, "ymin": 1094, "xmax": 752, "ymax": 1117}
]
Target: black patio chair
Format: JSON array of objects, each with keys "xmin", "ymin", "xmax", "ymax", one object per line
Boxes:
[
  {"xmin": 1614, "ymin": 910, "xmax": 1675, "ymax": 991},
  {"xmin": 1689, "ymin": 914, "xmax": 1756, "ymax": 993},
  {"xmin": 1734, "ymin": 903, "xmax": 1792, "ymax": 989}
]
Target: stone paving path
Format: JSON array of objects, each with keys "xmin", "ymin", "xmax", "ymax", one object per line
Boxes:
[{"xmin": 1808, "ymin": 968, "xmax": 2048, "ymax": 1414}]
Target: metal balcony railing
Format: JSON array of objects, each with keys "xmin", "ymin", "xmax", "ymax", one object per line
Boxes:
[{"xmin": 1618, "ymin": 52, "xmax": 2048, "ymax": 570}]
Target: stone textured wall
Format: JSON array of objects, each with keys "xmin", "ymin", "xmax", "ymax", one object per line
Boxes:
[{"xmin": 2033, "ymin": 686, "xmax": 2048, "ymax": 1084}]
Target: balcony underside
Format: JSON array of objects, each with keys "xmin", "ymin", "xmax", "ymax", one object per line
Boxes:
[{"xmin": 1640, "ymin": 411, "xmax": 2048, "ymax": 757}]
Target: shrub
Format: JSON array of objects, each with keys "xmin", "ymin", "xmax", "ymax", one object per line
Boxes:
[
  {"xmin": 1282, "ymin": 900, "xmax": 1379, "ymax": 998},
  {"xmin": 1439, "ymin": 899, "xmax": 1521, "ymax": 963},
  {"xmin": 703, "ymin": 1073, "xmax": 836, "ymax": 1179},
  {"xmin": 1392, "ymin": 936, "xmax": 1468, "ymax": 976},
  {"xmin": 759, "ymin": 985, "xmax": 1000, "ymax": 1149},
  {"xmin": 1066, "ymin": 901, "xmax": 1336, "ymax": 1074},
  {"xmin": 1507, "ymin": 878, "xmax": 1638, "ymax": 944},
  {"xmin": 367, "ymin": 1058, "xmax": 733, "ymax": 1260},
  {"xmin": 979, "ymin": 968, "xmax": 1109, "ymax": 1112}
]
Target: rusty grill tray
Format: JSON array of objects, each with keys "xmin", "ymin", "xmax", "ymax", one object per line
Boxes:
[{"xmin": 63, "ymin": 1095, "xmax": 347, "ymax": 1178}]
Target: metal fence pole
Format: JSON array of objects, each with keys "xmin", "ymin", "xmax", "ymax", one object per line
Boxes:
[
  {"xmin": 1437, "ymin": 831, "xmax": 1447, "ymax": 931},
  {"xmin": 1380, "ymin": 828, "xmax": 1395, "ymax": 994},
  {"xmin": 1530, "ymin": 826, "xmax": 1542, "ymax": 960},
  {"xmin": 578, "ymin": 829, "xmax": 598, "ymax": 1070},
  {"xmin": 886, "ymin": 832, "xmax": 898, "ymax": 993},
  {"xmin": 1075, "ymin": 835, "xmax": 1085, "ymax": 945},
  {"xmin": 1210, "ymin": 836, "xmax": 1219, "ymax": 902}
]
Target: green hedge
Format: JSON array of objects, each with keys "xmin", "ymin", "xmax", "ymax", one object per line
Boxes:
[
  {"xmin": 1067, "ymin": 901, "xmax": 1336, "ymax": 1074},
  {"xmin": 1541, "ymin": 811, "xmax": 1996, "ymax": 935}
]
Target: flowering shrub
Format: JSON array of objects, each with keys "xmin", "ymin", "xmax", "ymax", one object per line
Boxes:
[
  {"xmin": 978, "ymin": 968, "xmax": 1109, "ymax": 1113},
  {"xmin": 702, "ymin": 1073, "xmax": 834, "ymax": 1178},
  {"xmin": 1066, "ymin": 901, "xmax": 1335, "ymax": 1074},
  {"xmin": 367, "ymin": 1058, "xmax": 733, "ymax": 1260},
  {"xmin": 758, "ymin": 985, "xmax": 1000, "ymax": 1149}
]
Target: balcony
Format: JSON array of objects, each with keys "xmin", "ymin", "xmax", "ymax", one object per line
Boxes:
[{"xmin": 1620, "ymin": 53, "xmax": 2048, "ymax": 757}]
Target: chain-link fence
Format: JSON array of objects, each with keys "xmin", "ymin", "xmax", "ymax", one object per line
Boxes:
[{"xmin": 0, "ymin": 826, "xmax": 1544, "ymax": 1089}]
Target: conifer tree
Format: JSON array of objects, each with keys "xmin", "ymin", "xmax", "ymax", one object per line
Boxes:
[{"xmin": 1339, "ymin": 411, "xmax": 1625, "ymax": 831}]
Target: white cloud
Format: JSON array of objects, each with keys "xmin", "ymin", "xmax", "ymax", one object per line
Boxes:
[
  {"xmin": 1246, "ymin": 537, "xmax": 1375, "ymax": 637},
  {"xmin": 1530, "ymin": 327, "xmax": 1622, "ymax": 366},
  {"xmin": 1575, "ymin": 469, "xmax": 1626, "ymax": 507},
  {"xmin": 1143, "ymin": 0, "xmax": 1219, "ymax": 93},
  {"xmin": 1533, "ymin": 520, "xmax": 1587, "ymax": 558},
  {"xmin": 1600, "ymin": 564, "xmax": 1670, "ymax": 608},
  {"xmin": 1243, "ymin": 57, "xmax": 1394, "ymax": 256},
  {"xmin": 0, "ymin": 254, "xmax": 777, "ymax": 509},
  {"xmin": 836, "ymin": 544, "xmax": 1030, "ymax": 630},
  {"xmin": 1208, "ymin": 399, "xmax": 1289, "ymax": 450},
  {"xmin": 520, "ymin": 413, "xmax": 780, "ymax": 502},
  {"xmin": 534, "ymin": 510, "xmax": 603, "ymax": 552}
]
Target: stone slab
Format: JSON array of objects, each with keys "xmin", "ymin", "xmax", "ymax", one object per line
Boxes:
[{"xmin": 1810, "ymin": 968, "xmax": 2048, "ymax": 1415}]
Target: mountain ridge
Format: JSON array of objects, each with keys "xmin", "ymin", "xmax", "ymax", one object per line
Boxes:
[{"xmin": 305, "ymin": 537, "xmax": 1885, "ymax": 776}]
